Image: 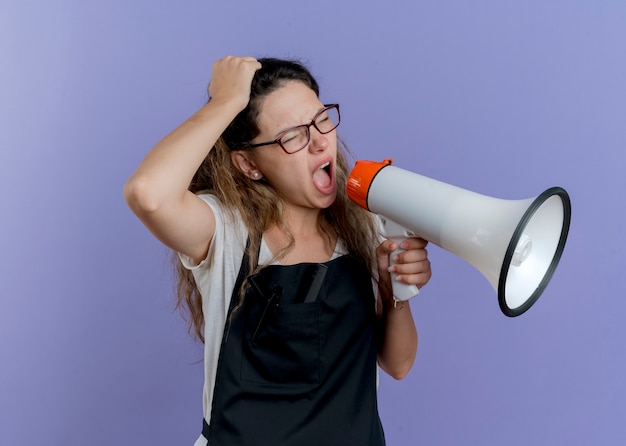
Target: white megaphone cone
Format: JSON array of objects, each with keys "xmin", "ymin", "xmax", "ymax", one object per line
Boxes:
[{"xmin": 347, "ymin": 159, "xmax": 571, "ymax": 317}]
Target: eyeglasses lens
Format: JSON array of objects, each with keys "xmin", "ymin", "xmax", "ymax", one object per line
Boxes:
[{"xmin": 280, "ymin": 106, "xmax": 340, "ymax": 154}]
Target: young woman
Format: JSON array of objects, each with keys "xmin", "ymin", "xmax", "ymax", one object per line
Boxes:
[{"xmin": 124, "ymin": 56, "xmax": 432, "ymax": 445}]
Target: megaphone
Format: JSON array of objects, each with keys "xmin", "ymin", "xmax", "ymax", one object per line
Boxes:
[{"xmin": 347, "ymin": 159, "xmax": 571, "ymax": 317}]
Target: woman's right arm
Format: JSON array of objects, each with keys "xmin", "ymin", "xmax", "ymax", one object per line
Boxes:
[{"xmin": 124, "ymin": 56, "xmax": 261, "ymax": 264}]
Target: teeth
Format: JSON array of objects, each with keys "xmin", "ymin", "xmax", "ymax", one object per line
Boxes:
[{"xmin": 319, "ymin": 162, "xmax": 330, "ymax": 170}]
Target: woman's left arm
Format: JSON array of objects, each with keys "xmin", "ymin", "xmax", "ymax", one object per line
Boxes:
[{"xmin": 376, "ymin": 238, "xmax": 432, "ymax": 380}]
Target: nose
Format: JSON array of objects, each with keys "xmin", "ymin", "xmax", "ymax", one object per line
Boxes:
[{"xmin": 308, "ymin": 127, "xmax": 329, "ymax": 153}]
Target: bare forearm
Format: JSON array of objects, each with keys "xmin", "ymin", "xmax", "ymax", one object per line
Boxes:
[
  {"xmin": 123, "ymin": 56, "xmax": 261, "ymax": 262},
  {"xmin": 125, "ymin": 98, "xmax": 241, "ymax": 211},
  {"xmin": 377, "ymin": 299, "xmax": 418, "ymax": 380},
  {"xmin": 126, "ymin": 55, "xmax": 262, "ymax": 213},
  {"xmin": 374, "ymin": 237, "xmax": 430, "ymax": 380}
]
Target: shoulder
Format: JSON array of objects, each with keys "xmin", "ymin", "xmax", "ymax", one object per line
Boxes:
[
  {"xmin": 179, "ymin": 193, "xmax": 248, "ymax": 270},
  {"xmin": 195, "ymin": 193, "xmax": 227, "ymax": 219},
  {"xmin": 195, "ymin": 193, "xmax": 248, "ymax": 233}
]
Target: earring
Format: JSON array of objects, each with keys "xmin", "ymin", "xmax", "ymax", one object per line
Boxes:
[{"xmin": 252, "ymin": 172, "xmax": 260, "ymax": 179}]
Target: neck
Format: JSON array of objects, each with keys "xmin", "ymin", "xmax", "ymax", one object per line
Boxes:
[
  {"xmin": 264, "ymin": 206, "xmax": 336, "ymax": 264},
  {"xmin": 282, "ymin": 205, "xmax": 324, "ymax": 236}
]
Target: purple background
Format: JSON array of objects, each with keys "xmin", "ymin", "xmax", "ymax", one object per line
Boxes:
[{"xmin": 2, "ymin": 1, "xmax": 625, "ymax": 444}]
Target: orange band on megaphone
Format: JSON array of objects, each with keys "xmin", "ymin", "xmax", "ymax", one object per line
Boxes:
[{"xmin": 346, "ymin": 158, "xmax": 394, "ymax": 210}]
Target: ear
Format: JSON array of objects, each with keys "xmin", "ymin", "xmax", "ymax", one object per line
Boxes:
[{"xmin": 231, "ymin": 151, "xmax": 262, "ymax": 180}]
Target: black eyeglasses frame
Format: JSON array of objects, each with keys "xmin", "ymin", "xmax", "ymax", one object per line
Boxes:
[{"xmin": 237, "ymin": 103, "xmax": 340, "ymax": 154}]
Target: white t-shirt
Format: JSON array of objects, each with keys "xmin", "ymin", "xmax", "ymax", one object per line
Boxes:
[{"xmin": 179, "ymin": 194, "xmax": 349, "ymax": 446}]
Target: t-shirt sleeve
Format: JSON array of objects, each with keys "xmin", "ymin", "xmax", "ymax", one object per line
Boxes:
[{"xmin": 177, "ymin": 194, "xmax": 223, "ymax": 271}]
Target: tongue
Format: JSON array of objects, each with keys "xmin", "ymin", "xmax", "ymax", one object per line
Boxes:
[{"xmin": 313, "ymin": 168, "xmax": 331, "ymax": 190}]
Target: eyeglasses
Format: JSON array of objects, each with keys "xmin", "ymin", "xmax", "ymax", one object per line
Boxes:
[{"xmin": 241, "ymin": 104, "xmax": 340, "ymax": 154}]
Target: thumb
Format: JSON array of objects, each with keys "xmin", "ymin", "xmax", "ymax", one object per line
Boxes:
[{"xmin": 376, "ymin": 239, "xmax": 398, "ymax": 272}]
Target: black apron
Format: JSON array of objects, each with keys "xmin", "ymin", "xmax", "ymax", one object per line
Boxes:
[{"xmin": 202, "ymin": 239, "xmax": 385, "ymax": 445}]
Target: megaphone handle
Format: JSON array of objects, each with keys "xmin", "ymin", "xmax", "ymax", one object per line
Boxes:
[
  {"xmin": 389, "ymin": 241, "xmax": 420, "ymax": 302},
  {"xmin": 378, "ymin": 215, "xmax": 420, "ymax": 302}
]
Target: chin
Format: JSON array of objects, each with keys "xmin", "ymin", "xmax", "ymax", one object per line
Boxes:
[{"xmin": 319, "ymin": 191, "xmax": 337, "ymax": 210}]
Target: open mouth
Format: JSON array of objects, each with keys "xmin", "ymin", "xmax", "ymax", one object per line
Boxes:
[
  {"xmin": 320, "ymin": 161, "xmax": 331, "ymax": 175},
  {"xmin": 313, "ymin": 160, "xmax": 334, "ymax": 193}
]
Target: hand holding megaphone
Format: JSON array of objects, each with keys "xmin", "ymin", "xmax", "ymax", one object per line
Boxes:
[
  {"xmin": 347, "ymin": 159, "xmax": 571, "ymax": 317},
  {"xmin": 377, "ymin": 215, "xmax": 421, "ymax": 302}
]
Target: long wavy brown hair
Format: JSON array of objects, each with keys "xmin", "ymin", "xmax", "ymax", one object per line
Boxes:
[{"xmin": 174, "ymin": 58, "xmax": 380, "ymax": 342}]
